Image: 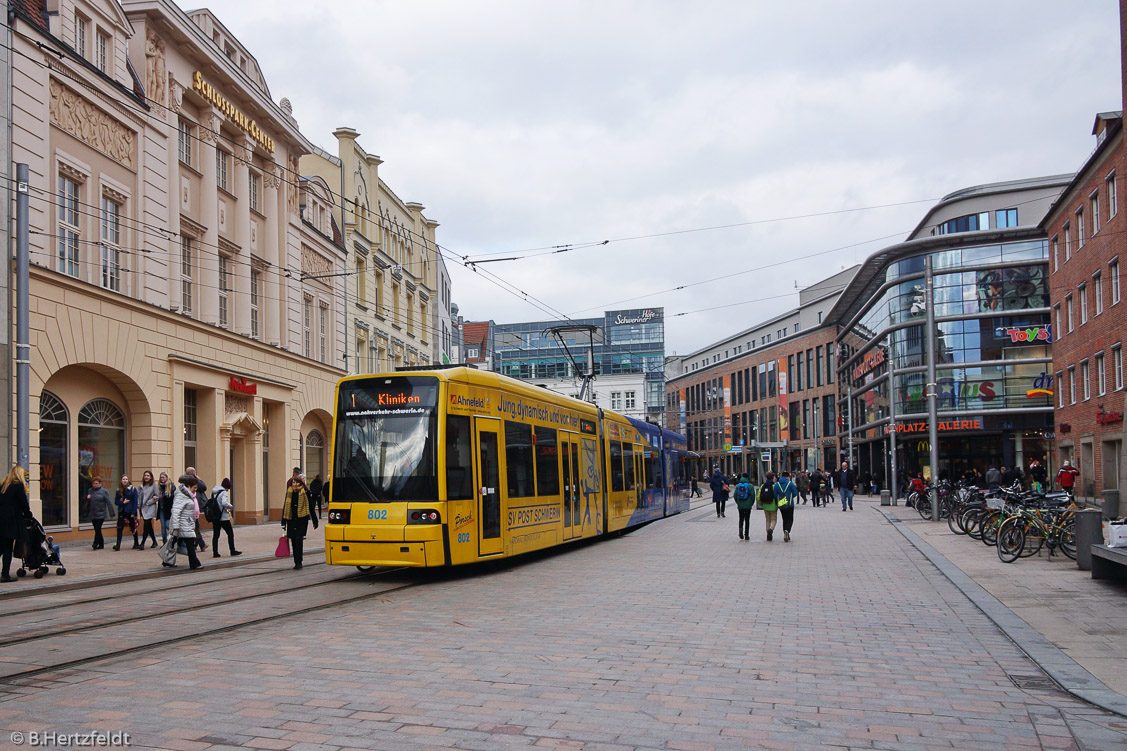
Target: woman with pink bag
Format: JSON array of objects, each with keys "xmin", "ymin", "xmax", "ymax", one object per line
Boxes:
[{"xmin": 280, "ymin": 467, "xmax": 318, "ymax": 569}]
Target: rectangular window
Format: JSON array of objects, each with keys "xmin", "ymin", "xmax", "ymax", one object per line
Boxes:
[
  {"xmin": 1068, "ymin": 366, "xmax": 1076, "ymax": 405},
  {"xmin": 1080, "ymin": 283, "xmax": 1088, "ymax": 325},
  {"xmin": 180, "ymin": 236, "xmax": 193, "ymax": 316},
  {"xmin": 250, "ymin": 269, "xmax": 261, "ymax": 339},
  {"xmin": 1056, "ymin": 371, "xmax": 1065, "ymax": 408},
  {"xmin": 216, "ymin": 149, "xmax": 229, "ymax": 191},
  {"xmin": 407, "ymin": 293, "xmax": 414, "ymax": 336},
  {"xmin": 392, "ymin": 283, "xmax": 400, "ymax": 327},
  {"xmin": 319, "ymin": 303, "xmax": 328, "ymax": 364},
  {"xmin": 816, "ymin": 347, "xmax": 824, "ymax": 387},
  {"xmin": 374, "ymin": 269, "xmax": 383, "ymax": 312},
  {"xmin": 1066, "ymin": 294, "xmax": 1074, "ymax": 332},
  {"xmin": 625, "ymin": 391, "xmax": 636, "ymax": 410},
  {"xmin": 303, "ymin": 296, "xmax": 312, "ymax": 358},
  {"xmin": 100, "ymin": 197, "xmax": 121, "ymax": 292},
  {"xmin": 1052, "ymin": 236, "xmax": 1059, "ymax": 272},
  {"xmin": 1091, "ymin": 191, "xmax": 1101, "ymax": 234},
  {"xmin": 1054, "ymin": 304, "xmax": 1062, "ymax": 339},
  {"xmin": 57, "ymin": 175, "xmax": 80, "ymax": 278},
  {"xmin": 178, "ymin": 120, "xmax": 193, "ymax": 166},
  {"xmin": 1082, "ymin": 359, "xmax": 1091, "ymax": 401},
  {"xmin": 249, "ymin": 172, "xmax": 260, "ymax": 213},
  {"xmin": 1094, "ymin": 271, "xmax": 1104, "ymax": 315},
  {"xmin": 802, "ymin": 399, "xmax": 810, "ymax": 440},
  {"xmin": 1097, "ymin": 352, "xmax": 1106, "ymax": 396},
  {"xmin": 218, "ymin": 255, "xmax": 229, "ymax": 327},
  {"xmin": 827, "ymin": 344, "xmax": 835, "ymax": 384},
  {"xmin": 445, "ymin": 415, "xmax": 474, "ymax": 501},
  {"xmin": 183, "ymin": 389, "xmax": 197, "ymax": 470},
  {"xmin": 356, "ymin": 256, "xmax": 367, "ymax": 307},
  {"xmin": 610, "ymin": 391, "xmax": 622, "ymax": 411},
  {"xmin": 75, "ymin": 16, "xmax": 88, "ymax": 59},
  {"xmin": 1115, "ymin": 345, "xmax": 1124, "ymax": 391},
  {"xmin": 995, "ymin": 208, "xmax": 1018, "ymax": 228},
  {"xmin": 806, "ymin": 349, "xmax": 814, "ymax": 390},
  {"xmin": 609, "ymin": 441, "xmax": 624, "ymax": 492},
  {"xmin": 1077, "ymin": 208, "xmax": 1085, "ymax": 248},
  {"xmin": 534, "ymin": 426, "xmax": 559, "ymax": 496},
  {"xmin": 1064, "ymin": 222, "xmax": 1072, "ymax": 259},
  {"xmin": 623, "ymin": 443, "xmax": 636, "ymax": 491},
  {"xmin": 504, "ymin": 421, "xmax": 535, "ymax": 498},
  {"xmin": 96, "ymin": 31, "xmax": 108, "ymax": 73},
  {"xmin": 1112, "ymin": 258, "xmax": 1121, "ymax": 304},
  {"xmin": 1109, "ymin": 171, "xmax": 1118, "ymax": 220}
]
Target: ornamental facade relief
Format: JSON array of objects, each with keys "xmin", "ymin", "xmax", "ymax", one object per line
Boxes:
[{"xmin": 49, "ymin": 79, "xmax": 136, "ymax": 169}]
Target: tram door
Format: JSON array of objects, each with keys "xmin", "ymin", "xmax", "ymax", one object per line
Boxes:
[
  {"xmin": 561, "ymin": 432, "xmax": 581, "ymax": 539},
  {"xmin": 474, "ymin": 418, "xmax": 503, "ymax": 556}
]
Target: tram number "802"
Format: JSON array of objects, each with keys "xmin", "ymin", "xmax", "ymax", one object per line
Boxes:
[
  {"xmin": 457, "ymin": 533, "xmax": 470, "ymax": 543},
  {"xmin": 367, "ymin": 509, "xmax": 388, "ymax": 520}
]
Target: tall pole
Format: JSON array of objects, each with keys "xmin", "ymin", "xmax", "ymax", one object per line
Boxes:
[
  {"xmin": 925, "ymin": 255, "xmax": 940, "ymax": 520},
  {"xmin": 888, "ymin": 351, "xmax": 897, "ymax": 503},
  {"xmin": 16, "ymin": 162, "xmax": 29, "ymax": 470},
  {"xmin": 847, "ymin": 386, "xmax": 854, "ymax": 466}
]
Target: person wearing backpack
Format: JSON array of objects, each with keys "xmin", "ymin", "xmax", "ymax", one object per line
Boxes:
[
  {"xmin": 209, "ymin": 478, "xmax": 242, "ymax": 558},
  {"xmin": 796, "ymin": 471, "xmax": 810, "ymax": 504},
  {"xmin": 709, "ymin": 467, "xmax": 730, "ymax": 518},
  {"xmin": 733, "ymin": 473, "xmax": 755, "ymax": 540},
  {"xmin": 758, "ymin": 471, "xmax": 779, "ymax": 541},
  {"xmin": 773, "ymin": 471, "xmax": 799, "ymax": 543}
]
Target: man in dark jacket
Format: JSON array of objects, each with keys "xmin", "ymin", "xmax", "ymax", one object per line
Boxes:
[
  {"xmin": 86, "ymin": 477, "xmax": 112, "ymax": 550},
  {"xmin": 1001, "ymin": 465, "xmax": 1023, "ymax": 489},
  {"xmin": 810, "ymin": 469, "xmax": 823, "ymax": 506},
  {"xmin": 838, "ymin": 461, "xmax": 857, "ymax": 511},
  {"xmin": 709, "ymin": 468, "xmax": 730, "ymax": 518}
]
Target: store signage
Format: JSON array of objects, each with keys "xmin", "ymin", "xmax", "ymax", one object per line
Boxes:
[
  {"xmin": 192, "ymin": 71, "xmax": 276, "ymax": 153},
  {"xmin": 229, "ymin": 376, "xmax": 257, "ymax": 395},
  {"xmin": 1003, "ymin": 325, "xmax": 1052, "ymax": 344},
  {"xmin": 1059, "ymin": 423, "xmax": 1071, "ymax": 434},
  {"xmin": 1097, "ymin": 406, "xmax": 1124, "ymax": 425},
  {"xmin": 1026, "ymin": 371, "xmax": 1054, "ymax": 398},
  {"xmin": 885, "ymin": 418, "xmax": 983, "ymax": 434},
  {"xmin": 613, "ymin": 309, "xmax": 660, "ymax": 325},
  {"xmin": 851, "ymin": 347, "xmax": 886, "ymax": 382}
]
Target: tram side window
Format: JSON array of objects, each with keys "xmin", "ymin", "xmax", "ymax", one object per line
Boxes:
[
  {"xmin": 534, "ymin": 426, "xmax": 560, "ymax": 496},
  {"xmin": 647, "ymin": 451, "xmax": 661, "ymax": 489},
  {"xmin": 610, "ymin": 440, "xmax": 624, "ymax": 492},
  {"xmin": 445, "ymin": 415, "xmax": 474, "ymax": 501},
  {"xmin": 504, "ymin": 421, "xmax": 535, "ymax": 498},
  {"xmin": 623, "ymin": 443, "xmax": 636, "ymax": 490}
]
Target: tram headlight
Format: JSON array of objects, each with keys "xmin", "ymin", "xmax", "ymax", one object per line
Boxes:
[
  {"xmin": 408, "ymin": 509, "xmax": 441, "ymax": 524},
  {"xmin": 327, "ymin": 508, "xmax": 350, "ymax": 524}
]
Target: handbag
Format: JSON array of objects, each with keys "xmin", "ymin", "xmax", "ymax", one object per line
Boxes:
[
  {"xmin": 275, "ymin": 535, "xmax": 291, "ymax": 558},
  {"xmin": 159, "ymin": 536, "xmax": 178, "ymax": 565},
  {"xmin": 1108, "ymin": 523, "xmax": 1127, "ymax": 548}
]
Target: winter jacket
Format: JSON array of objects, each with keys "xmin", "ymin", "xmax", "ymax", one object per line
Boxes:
[
  {"xmin": 773, "ymin": 477, "xmax": 798, "ymax": 508},
  {"xmin": 733, "ymin": 480, "xmax": 756, "ymax": 511},
  {"xmin": 114, "ymin": 485, "xmax": 138, "ymax": 516},
  {"xmin": 157, "ymin": 483, "xmax": 174, "ymax": 519},
  {"xmin": 708, "ymin": 472, "xmax": 729, "ymax": 500},
  {"xmin": 170, "ymin": 485, "xmax": 197, "ymax": 538},
  {"xmin": 984, "ymin": 467, "xmax": 1002, "ymax": 486},
  {"xmin": 0, "ymin": 481, "xmax": 31, "ymax": 542},
  {"xmin": 211, "ymin": 485, "xmax": 233, "ymax": 522},
  {"xmin": 138, "ymin": 482, "xmax": 158, "ymax": 520},
  {"xmin": 86, "ymin": 487, "xmax": 112, "ymax": 520}
]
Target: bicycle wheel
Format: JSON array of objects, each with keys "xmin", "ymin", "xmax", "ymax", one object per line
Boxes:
[
  {"xmin": 916, "ymin": 496, "xmax": 932, "ymax": 520},
  {"xmin": 1019, "ymin": 521, "xmax": 1045, "ymax": 557},
  {"xmin": 981, "ymin": 510, "xmax": 1003, "ymax": 546},
  {"xmin": 964, "ymin": 507, "xmax": 985, "ymax": 539},
  {"xmin": 1058, "ymin": 519, "xmax": 1078, "ymax": 560},
  {"xmin": 997, "ymin": 519, "xmax": 1026, "ymax": 563}
]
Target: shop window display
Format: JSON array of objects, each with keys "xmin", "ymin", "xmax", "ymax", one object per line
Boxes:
[{"xmin": 77, "ymin": 399, "xmax": 125, "ymax": 523}]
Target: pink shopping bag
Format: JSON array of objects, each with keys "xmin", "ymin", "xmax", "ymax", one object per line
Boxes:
[{"xmin": 275, "ymin": 535, "xmax": 291, "ymax": 558}]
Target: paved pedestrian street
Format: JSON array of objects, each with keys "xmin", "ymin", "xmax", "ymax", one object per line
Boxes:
[{"xmin": 2, "ymin": 500, "xmax": 1127, "ymax": 750}]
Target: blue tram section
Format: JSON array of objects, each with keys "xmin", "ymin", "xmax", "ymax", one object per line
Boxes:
[{"xmin": 624, "ymin": 417, "xmax": 692, "ymax": 526}]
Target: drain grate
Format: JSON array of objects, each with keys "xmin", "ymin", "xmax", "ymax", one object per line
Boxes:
[{"xmin": 1008, "ymin": 673, "xmax": 1059, "ymax": 691}]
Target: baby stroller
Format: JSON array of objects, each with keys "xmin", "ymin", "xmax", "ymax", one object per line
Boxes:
[{"xmin": 17, "ymin": 516, "xmax": 66, "ymax": 578}]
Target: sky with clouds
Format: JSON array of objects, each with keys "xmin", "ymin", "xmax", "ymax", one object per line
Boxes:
[{"xmin": 198, "ymin": 0, "xmax": 1121, "ymax": 355}]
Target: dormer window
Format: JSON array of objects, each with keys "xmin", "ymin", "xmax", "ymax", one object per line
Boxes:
[
  {"xmin": 96, "ymin": 31, "xmax": 109, "ymax": 73},
  {"xmin": 75, "ymin": 16, "xmax": 88, "ymax": 58}
]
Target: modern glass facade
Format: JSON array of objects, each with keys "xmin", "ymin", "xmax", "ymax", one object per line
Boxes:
[{"xmin": 836, "ymin": 236, "xmax": 1054, "ymax": 486}]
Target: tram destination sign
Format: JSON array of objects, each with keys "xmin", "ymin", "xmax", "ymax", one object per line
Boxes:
[{"xmin": 341, "ymin": 378, "xmax": 437, "ymax": 418}]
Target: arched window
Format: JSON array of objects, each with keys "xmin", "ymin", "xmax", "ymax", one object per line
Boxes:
[
  {"xmin": 78, "ymin": 398, "xmax": 125, "ymax": 523},
  {"xmin": 306, "ymin": 429, "xmax": 324, "ymax": 481},
  {"xmin": 39, "ymin": 391, "xmax": 69, "ymax": 527}
]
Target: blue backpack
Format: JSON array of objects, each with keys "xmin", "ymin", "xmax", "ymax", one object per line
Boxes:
[{"xmin": 735, "ymin": 481, "xmax": 751, "ymax": 501}]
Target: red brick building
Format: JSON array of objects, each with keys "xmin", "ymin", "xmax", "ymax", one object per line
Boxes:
[{"xmin": 1043, "ymin": 110, "xmax": 1126, "ymax": 503}]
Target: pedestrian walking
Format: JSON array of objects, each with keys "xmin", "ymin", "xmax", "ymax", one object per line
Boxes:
[
  {"xmin": 210, "ymin": 478, "xmax": 242, "ymax": 558},
  {"xmin": 112, "ymin": 475, "xmax": 140, "ymax": 550},
  {"xmin": 281, "ymin": 468, "xmax": 318, "ymax": 569},
  {"xmin": 0, "ymin": 465, "xmax": 31, "ymax": 582},
  {"xmin": 86, "ymin": 477, "xmax": 112, "ymax": 549},
  {"xmin": 838, "ymin": 460, "xmax": 856, "ymax": 511},
  {"xmin": 758, "ymin": 471, "xmax": 779, "ymax": 541},
  {"xmin": 810, "ymin": 468, "xmax": 823, "ymax": 507},
  {"xmin": 773, "ymin": 471, "xmax": 799, "ymax": 543},
  {"xmin": 137, "ymin": 470, "xmax": 159, "ymax": 549},
  {"xmin": 709, "ymin": 467, "xmax": 730, "ymax": 518},
  {"xmin": 157, "ymin": 472, "xmax": 174, "ymax": 543},
  {"xmin": 985, "ymin": 465, "xmax": 1001, "ymax": 492},
  {"xmin": 860, "ymin": 472, "xmax": 872, "ymax": 497},
  {"xmin": 796, "ymin": 471, "xmax": 810, "ymax": 504},
  {"xmin": 733, "ymin": 473, "xmax": 755, "ymax": 540},
  {"xmin": 690, "ymin": 476, "xmax": 702, "ymax": 498},
  {"xmin": 309, "ymin": 474, "xmax": 324, "ymax": 515},
  {"xmin": 167, "ymin": 474, "xmax": 202, "ymax": 570},
  {"xmin": 1002, "ymin": 464, "xmax": 1023, "ymax": 489},
  {"xmin": 1029, "ymin": 460, "xmax": 1047, "ymax": 494},
  {"xmin": 185, "ymin": 467, "xmax": 207, "ymax": 551},
  {"xmin": 1056, "ymin": 461, "xmax": 1080, "ymax": 493}
]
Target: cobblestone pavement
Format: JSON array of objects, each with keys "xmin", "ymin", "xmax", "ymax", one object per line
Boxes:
[{"xmin": 2, "ymin": 498, "xmax": 1127, "ymax": 750}]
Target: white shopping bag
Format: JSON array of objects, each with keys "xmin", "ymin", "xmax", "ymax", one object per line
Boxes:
[{"xmin": 1107, "ymin": 523, "xmax": 1127, "ymax": 548}]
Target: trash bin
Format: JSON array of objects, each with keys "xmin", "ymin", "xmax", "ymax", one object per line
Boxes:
[
  {"xmin": 880, "ymin": 490, "xmax": 891, "ymax": 507},
  {"xmin": 1102, "ymin": 489, "xmax": 1120, "ymax": 519},
  {"xmin": 1075, "ymin": 508, "xmax": 1103, "ymax": 572}
]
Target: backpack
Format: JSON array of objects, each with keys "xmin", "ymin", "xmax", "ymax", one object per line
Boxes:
[
  {"xmin": 204, "ymin": 490, "xmax": 223, "ymax": 523},
  {"xmin": 758, "ymin": 482, "xmax": 774, "ymax": 506},
  {"xmin": 735, "ymin": 482, "xmax": 751, "ymax": 501},
  {"xmin": 774, "ymin": 480, "xmax": 793, "ymax": 507}
]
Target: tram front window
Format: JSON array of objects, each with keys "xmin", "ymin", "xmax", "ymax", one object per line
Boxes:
[{"xmin": 334, "ymin": 377, "xmax": 438, "ymax": 502}]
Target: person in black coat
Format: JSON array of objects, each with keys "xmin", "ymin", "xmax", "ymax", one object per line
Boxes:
[
  {"xmin": 309, "ymin": 474, "xmax": 324, "ymax": 515},
  {"xmin": 0, "ymin": 465, "xmax": 32, "ymax": 582}
]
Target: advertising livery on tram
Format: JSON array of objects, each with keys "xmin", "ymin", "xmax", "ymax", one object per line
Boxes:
[{"xmin": 324, "ymin": 366, "xmax": 691, "ymax": 568}]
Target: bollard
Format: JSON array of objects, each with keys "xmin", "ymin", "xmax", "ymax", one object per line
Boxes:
[
  {"xmin": 1075, "ymin": 509, "xmax": 1103, "ymax": 571},
  {"xmin": 880, "ymin": 490, "xmax": 891, "ymax": 507}
]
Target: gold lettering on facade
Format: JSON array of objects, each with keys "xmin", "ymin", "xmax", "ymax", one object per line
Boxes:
[
  {"xmin": 191, "ymin": 71, "xmax": 275, "ymax": 153},
  {"xmin": 49, "ymin": 79, "xmax": 136, "ymax": 169}
]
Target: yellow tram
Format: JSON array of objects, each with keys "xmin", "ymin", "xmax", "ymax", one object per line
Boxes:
[{"xmin": 324, "ymin": 366, "xmax": 689, "ymax": 568}]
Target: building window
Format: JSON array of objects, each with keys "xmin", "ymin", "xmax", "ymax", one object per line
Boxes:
[
  {"xmin": 407, "ymin": 293, "xmax": 415, "ymax": 336},
  {"xmin": 611, "ymin": 392, "xmax": 622, "ymax": 411},
  {"xmin": 1051, "ymin": 236, "xmax": 1059, "ymax": 272},
  {"xmin": 39, "ymin": 391, "xmax": 69, "ymax": 527},
  {"xmin": 180, "ymin": 237, "xmax": 193, "ymax": 316},
  {"xmin": 1094, "ymin": 271, "xmax": 1104, "ymax": 315},
  {"xmin": 57, "ymin": 175, "xmax": 80, "ymax": 278},
  {"xmin": 218, "ymin": 255, "xmax": 229, "ymax": 328},
  {"xmin": 75, "ymin": 16, "xmax": 88, "ymax": 59},
  {"xmin": 250, "ymin": 269, "xmax": 261, "ymax": 339},
  {"xmin": 1108, "ymin": 171, "xmax": 1118, "ymax": 220},
  {"xmin": 1066, "ymin": 294, "xmax": 1074, "ymax": 332},
  {"xmin": 625, "ymin": 391, "xmax": 636, "ymax": 410},
  {"xmin": 1090, "ymin": 191, "xmax": 1101, "ymax": 234},
  {"xmin": 1077, "ymin": 208, "xmax": 1085, "ymax": 248},
  {"xmin": 78, "ymin": 399, "xmax": 125, "ymax": 524},
  {"xmin": 827, "ymin": 344, "xmax": 835, "ymax": 384},
  {"xmin": 995, "ymin": 208, "xmax": 1018, "ymax": 228},
  {"xmin": 183, "ymin": 389, "xmax": 197, "ymax": 470},
  {"xmin": 1079, "ymin": 283, "xmax": 1088, "ymax": 325},
  {"xmin": 1114, "ymin": 344, "xmax": 1124, "ymax": 391},
  {"xmin": 1081, "ymin": 359, "xmax": 1091, "ymax": 401},
  {"xmin": 100, "ymin": 196, "xmax": 122, "ymax": 292},
  {"xmin": 303, "ymin": 296, "xmax": 313, "ymax": 358},
  {"xmin": 216, "ymin": 149, "xmax": 229, "ymax": 191},
  {"xmin": 319, "ymin": 303, "xmax": 329, "ymax": 364},
  {"xmin": 1056, "ymin": 371, "xmax": 1065, "ymax": 408},
  {"xmin": 356, "ymin": 255, "xmax": 367, "ymax": 307},
  {"xmin": 374, "ymin": 269, "xmax": 383, "ymax": 313},
  {"xmin": 96, "ymin": 31, "xmax": 109, "ymax": 73},
  {"xmin": 1112, "ymin": 258, "xmax": 1121, "ymax": 304},
  {"xmin": 1064, "ymin": 222, "xmax": 1071, "ymax": 259},
  {"xmin": 1097, "ymin": 352, "xmax": 1107, "ymax": 396},
  {"xmin": 305, "ymin": 430, "xmax": 325, "ymax": 481},
  {"xmin": 368, "ymin": 341, "xmax": 378, "ymax": 373},
  {"xmin": 392, "ymin": 283, "xmax": 400, "ymax": 327},
  {"xmin": 1068, "ymin": 366, "xmax": 1076, "ymax": 405},
  {"xmin": 1053, "ymin": 304, "xmax": 1061, "ymax": 339},
  {"xmin": 178, "ymin": 119, "xmax": 193, "ymax": 166},
  {"xmin": 249, "ymin": 172, "xmax": 260, "ymax": 213}
]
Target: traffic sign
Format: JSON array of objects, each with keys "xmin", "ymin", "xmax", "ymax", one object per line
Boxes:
[
  {"xmin": 722, "ymin": 441, "xmax": 732, "ymax": 452},
  {"xmin": 760, "ymin": 451, "xmax": 770, "ymax": 462}
]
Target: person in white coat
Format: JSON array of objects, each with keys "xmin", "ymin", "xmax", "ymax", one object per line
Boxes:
[
  {"xmin": 168, "ymin": 474, "xmax": 202, "ymax": 570},
  {"xmin": 210, "ymin": 478, "xmax": 241, "ymax": 558}
]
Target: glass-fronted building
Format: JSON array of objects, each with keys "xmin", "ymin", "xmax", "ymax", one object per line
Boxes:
[{"xmin": 828, "ymin": 177, "xmax": 1070, "ymax": 488}]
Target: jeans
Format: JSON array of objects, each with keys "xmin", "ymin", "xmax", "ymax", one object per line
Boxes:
[
  {"xmin": 714, "ymin": 497, "xmax": 726, "ymax": 517},
  {"xmin": 841, "ymin": 488, "xmax": 854, "ymax": 510},
  {"xmin": 159, "ymin": 512, "xmax": 170, "ymax": 542},
  {"xmin": 737, "ymin": 508, "xmax": 751, "ymax": 538}
]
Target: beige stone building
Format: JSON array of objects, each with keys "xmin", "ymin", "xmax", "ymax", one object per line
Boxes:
[
  {"xmin": 9, "ymin": 0, "xmax": 346, "ymax": 536},
  {"xmin": 301, "ymin": 130, "xmax": 440, "ymax": 374}
]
